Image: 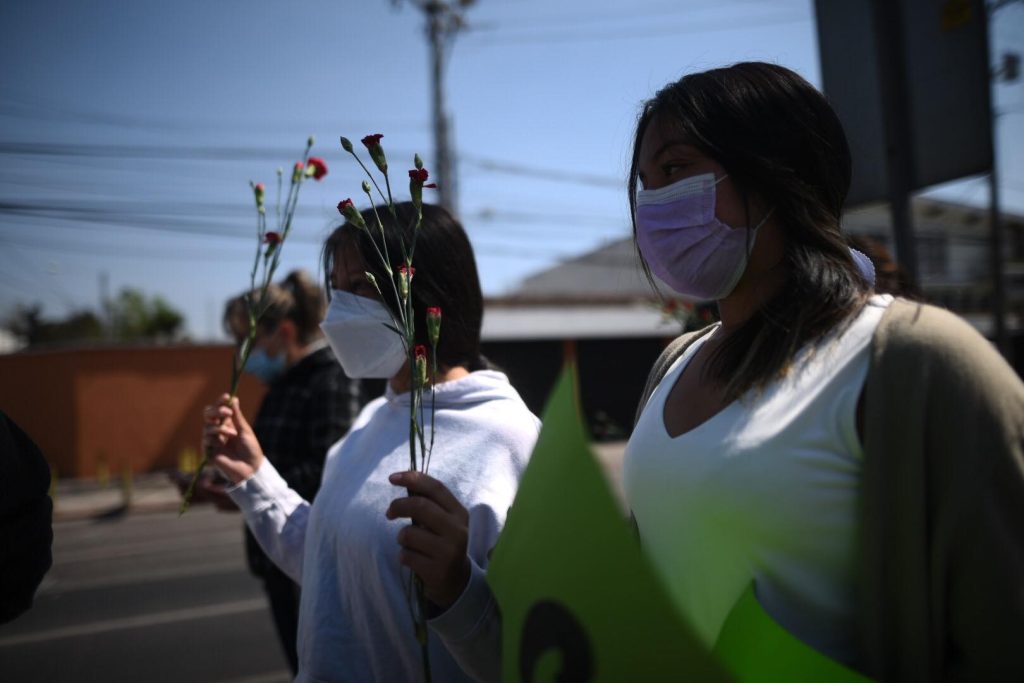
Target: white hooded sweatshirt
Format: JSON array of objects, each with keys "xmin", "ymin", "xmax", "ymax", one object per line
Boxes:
[{"xmin": 228, "ymin": 369, "xmax": 539, "ymax": 683}]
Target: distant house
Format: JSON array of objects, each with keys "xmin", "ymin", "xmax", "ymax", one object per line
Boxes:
[
  {"xmin": 480, "ymin": 197, "xmax": 1023, "ymax": 433},
  {"xmin": 0, "ymin": 328, "xmax": 24, "ymax": 354}
]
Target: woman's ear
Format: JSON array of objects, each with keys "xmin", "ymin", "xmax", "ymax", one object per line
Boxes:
[{"xmin": 278, "ymin": 319, "xmax": 299, "ymax": 349}]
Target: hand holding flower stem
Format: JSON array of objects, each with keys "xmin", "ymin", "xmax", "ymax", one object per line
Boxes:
[
  {"xmin": 181, "ymin": 137, "xmax": 325, "ymax": 514},
  {"xmin": 338, "ymin": 133, "xmax": 441, "ymax": 682}
]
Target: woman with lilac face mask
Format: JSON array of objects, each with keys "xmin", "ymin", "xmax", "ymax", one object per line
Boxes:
[{"xmin": 624, "ymin": 62, "xmax": 1024, "ymax": 681}]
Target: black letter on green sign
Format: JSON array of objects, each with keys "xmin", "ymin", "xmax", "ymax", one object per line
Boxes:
[{"xmin": 520, "ymin": 600, "xmax": 594, "ymax": 682}]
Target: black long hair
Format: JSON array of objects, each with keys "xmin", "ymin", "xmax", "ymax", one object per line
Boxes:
[
  {"xmin": 629, "ymin": 62, "xmax": 870, "ymax": 398},
  {"xmin": 321, "ymin": 202, "xmax": 487, "ymax": 372}
]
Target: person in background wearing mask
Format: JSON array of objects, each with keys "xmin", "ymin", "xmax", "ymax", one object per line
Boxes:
[
  {"xmin": 199, "ymin": 270, "xmax": 366, "ymax": 676},
  {"xmin": 202, "ymin": 204, "xmax": 540, "ymax": 683},
  {"xmin": 624, "ymin": 62, "xmax": 1024, "ymax": 680}
]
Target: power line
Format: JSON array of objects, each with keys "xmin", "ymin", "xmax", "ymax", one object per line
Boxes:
[
  {"xmin": 0, "ymin": 224, "xmax": 579, "ymax": 265},
  {"xmin": 0, "ymin": 94, "xmax": 428, "ymax": 137},
  {"xmin": 0, "ymin": 198, "xmax": 628, "ymax": 236},
  {"xmin": 0, "ymin": 141, "xmax": 625, "ymax": 190},
  {"xmin": 461, "ymin": 156, "xmax": 621, "ymax": 188},
  {"xmin": 463, "ymin": 12, "xmax": 809, "ymax": 47},
  {"xmin": 467, "ymin": 0, "xmax": 798, "ymax": 32}
]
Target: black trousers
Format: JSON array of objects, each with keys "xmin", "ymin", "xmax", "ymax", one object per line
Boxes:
[{"xmin": 261, "ymin": 562, "xmax": 300, "ymax": 674}]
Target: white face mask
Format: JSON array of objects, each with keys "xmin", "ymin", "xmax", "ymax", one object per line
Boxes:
[{"xmin": 319, "ymin": 289, "xmax": 406, "ymax": 379}]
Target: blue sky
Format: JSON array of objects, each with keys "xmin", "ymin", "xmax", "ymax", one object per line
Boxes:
[{"xmin": 1, "ymin": 0, "xmax": 1021, "ymax": 340}]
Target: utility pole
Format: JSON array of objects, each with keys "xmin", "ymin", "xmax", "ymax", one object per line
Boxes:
[
  {"xmin": 871, "ymin": 0, "xmax": 920, "ymax": 288},
  {"xmin": 396, "ymin": 0, "xmax": 474, "ymax": 215},
  {"xmin": 987, "ymin": 4, "xmax": 1021, "ymax": 359}
]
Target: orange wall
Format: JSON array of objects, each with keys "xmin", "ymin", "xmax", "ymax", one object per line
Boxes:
[{"xmin": 0, "ymin": 345, "xmax": 265, "ymax": 479}]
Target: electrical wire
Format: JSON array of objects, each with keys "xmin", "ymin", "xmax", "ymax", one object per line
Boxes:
[{"xmin": 462, "ymin": 12, "xmax": 810, "ymax": 47}]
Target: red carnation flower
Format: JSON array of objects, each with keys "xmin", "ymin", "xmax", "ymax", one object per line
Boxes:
[
  {"xmin": 361, "ymin": 134, "xmax": 384, "ymax": 148},
  {"xmin": 306, "ymin": 157, "xmax": 328, "ymax": 181},
  {"xmin": 408, "ymin": 168, "xmax": 429, "ymax": 183},
  {"xmin": 264, "ymin": 231, "xmax": 281, "ymax": 245},
  {"xmin": 399, "ymin": 264, "xmax": 416, "ymax": 276},
  {"xmin": 426, "ymin": 307, "xmax": 442, "ymax": 346},
  {"xmin": 424, "ymin": 183, "xmax": 437, "ymax": 189},
  {"xmin": 415, "ymin": 344, "xmax": 427, "ymax": 359},
  {"xmin": 337, "ymin": 198, "xmax": 354, "ymax": 215}
]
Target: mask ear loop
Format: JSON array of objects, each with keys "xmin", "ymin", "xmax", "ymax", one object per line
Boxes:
[
  {"xmin": 743, "ymin": 207, "xmax": 774, "ymax": 257},
  {"xmin": 849, "ymin": 248, "xmax": 876, "ymax": 288}
]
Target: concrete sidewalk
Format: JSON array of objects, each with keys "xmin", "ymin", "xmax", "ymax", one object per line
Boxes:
[{"xmin": 51, "ymin": 472, "xmax": 184, "ymax": 521}]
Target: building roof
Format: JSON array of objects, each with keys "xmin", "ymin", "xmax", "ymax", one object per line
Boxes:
[
  {"xmin": 481, "ymin": 302, "xmax": 679, "ymax": 342},
  {"xmin": 498, "ymin": 197, "xmax": 1022, "ymax": 304}
]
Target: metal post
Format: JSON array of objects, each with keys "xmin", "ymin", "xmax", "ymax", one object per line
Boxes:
[
  {"xmin": 872, "ymin": 0, "xmax": 919, "ymax": 287},
  {"xmin": 986, "ymin": 1, "xmax": 1011, "ymax": 359},
  {"xmin": 425, "ymin": 1, "xmax": 457, "ymax": 214},
  {"xmin": 988, "ymin": 147, "xmax": 1010, "ymax": 359}
]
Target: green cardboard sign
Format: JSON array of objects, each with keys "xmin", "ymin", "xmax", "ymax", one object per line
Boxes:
[
  {"xmin": 488, "ymin": 363, "xmax": 872, "ymax": 683},
  {"xmin": 488, "ymin": 365, "xmax": 730, "ymax": 682}
]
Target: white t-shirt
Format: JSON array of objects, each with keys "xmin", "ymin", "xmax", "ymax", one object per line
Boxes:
[
  {"xmin": 229, "ymin": 370, "xmax": 540, "ymax": 683},
  {"xmin": 624, "ymin": 295, "xmax": 892, "ymax": 666}
]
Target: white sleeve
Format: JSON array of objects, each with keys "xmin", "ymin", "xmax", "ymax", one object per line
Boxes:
[
  {"xmin": 428, "ymin": 558, "xmax": 501, "ymax": 683},
  {"xmin": 226, "ymin": 458, "xmax": 310, "ymax": 584}
]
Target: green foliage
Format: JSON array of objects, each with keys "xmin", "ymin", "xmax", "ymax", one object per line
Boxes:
[
  {"xmin": 4, "ymin": 288, "xmax": 185, "ymax": 347},
  {"xmin": 107, "ymin": 288, "xmax": 184, "ymax": 342},
  {"xmin": 7, "ymin": 303, "xmax": 105, "ymax": 346}
]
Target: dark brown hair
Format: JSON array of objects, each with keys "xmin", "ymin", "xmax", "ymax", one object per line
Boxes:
[
  {"xmin": 629, "ymin": 62, "xmax": 870, "ymax": 398},
  {"xmin": 321, "ymin": 202, "xmax": 486, "ymax": 371}
]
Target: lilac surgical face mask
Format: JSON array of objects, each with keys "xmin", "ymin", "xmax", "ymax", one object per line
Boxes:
[{"xmin": 635, "ymin": 172, "xmax": 770, "ymax": 301}]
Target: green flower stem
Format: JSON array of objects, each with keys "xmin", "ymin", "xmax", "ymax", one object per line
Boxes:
[
  {"xmin": 341, "ymin": 143, "xmax": 436, "ymax": 681},
  {"xmin": 275, "ymin": 169, "xmax": 283, "ymax": 228},
  {"xmin": 180, "ymin": 323, "xmax": 255, "ymax": 515},
  {"xmin": 181, "ymin": 140, "xmax": 313, "ymax": 515},
  {"xmin": 425, "ymin": 346, "xmax": 437, "ymax": 475},
  {"xmin": 347, "ymin": 149, "xmax": 390, "ymax": 207},
  {"xmin": 366, "ymin": 189, "xmax": 394, "ymax": 273},
  {"xmin": 383, "ymin": 171, "xmax": 396, "ymax": 219}
]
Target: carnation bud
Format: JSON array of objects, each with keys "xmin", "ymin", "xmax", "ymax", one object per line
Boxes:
[
  {"xmin": 361, "ymin": 180, "xmax": 372, "ymax": 195},
  {"xmin": 410, "ymin": 183, "xmax": 422, "ymax": 210},
  {"xmin": 305, "ymin": 157, "xmax": 328, "ymax": 180},
  {"xmin": 426, "ymin": 306, "xmax": 442, "ymax": 347},
  {"xmin": 337, "ymin": 198, "xmax": 366, "ymax": 229},
  {"xmin": 340, "ymin": 136, "xmax": 354, "ymax": 153},
  {"xmin": 415, "ymin": 345, "xmax": 428, "ymax": 386},
  {"xmin": 307, "ymin": 135, "xmax": 315, "ymax": 147},
  {"xmin": 264, "ymin": 231, "xmax": 282, "ymax": 257},
  {"xmin": 414, "ymin": 153, "xmax": 423, "ymax": 170},
  {"xmin": 292, "ymin": 162, "xmax": 303, "ymax": 183},
  {"xmin": 397, "ymin": 264, "xmax": 414, "ymax": 301},
  {"xmin": 362, "ymin": 134, "xmax": 387, "ymax": 173}
]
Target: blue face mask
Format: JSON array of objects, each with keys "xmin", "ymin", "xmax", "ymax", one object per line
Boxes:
[{"xmin": 245, "ymin": 347, "xmax": 287, "ymax": 384}]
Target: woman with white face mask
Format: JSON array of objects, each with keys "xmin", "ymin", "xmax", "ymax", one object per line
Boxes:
[
  {"xmin": 202, "ymin": 203, "xmax": 539, "ymax": 683},
  {"xmin": 623, "ymin": 62, "xmax": 1024, "ymax": 681}
]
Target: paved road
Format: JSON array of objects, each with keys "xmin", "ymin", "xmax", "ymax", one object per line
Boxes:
[
  {"xmin": 0, "ymin": 443, "xmax": 629, "ymax": 682},
  {"xmin": 0, "ymin": 507, "xmax": 291, "ymax": 683}
]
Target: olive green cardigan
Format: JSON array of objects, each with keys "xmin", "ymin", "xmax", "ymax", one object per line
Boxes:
[{"xmin": 636, "ymin": 299, "xmax": 1024, "ymax": 682}]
